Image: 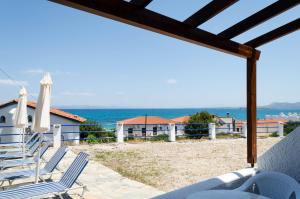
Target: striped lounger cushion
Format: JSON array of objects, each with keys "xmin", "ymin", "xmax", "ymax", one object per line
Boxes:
[{"xmin": 0, "ymin": 152, "xmax": 89, "ymax": 199}]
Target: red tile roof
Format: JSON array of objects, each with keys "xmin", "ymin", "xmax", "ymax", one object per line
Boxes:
[
  {"xmin": 119, "ymin": 116, "xmax": 175, "ymax": 125},
  {"xmin": 0, "ymin": 99, "xmax": 86, "ymax": 123},
  {"xmin": 235, "ymin": 119, "xmax": 287, "ymax": 127},
  {"xmin": 172, "ymin": 116, "xmax": 190, "ymax": 123}
]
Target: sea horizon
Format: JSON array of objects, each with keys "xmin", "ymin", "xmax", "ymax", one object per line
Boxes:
[{"xmin": 63, "ymin": 108, "xmax": 300, "ymax": 129}]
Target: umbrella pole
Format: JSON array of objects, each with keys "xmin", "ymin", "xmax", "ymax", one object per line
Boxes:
[
  {"xmin": 22, "ymin": 129, "xmax": 25, "ymax": 162},
  {"xmin": 35, "ymin": 133, "xmax": 43, "ymax": 184}
]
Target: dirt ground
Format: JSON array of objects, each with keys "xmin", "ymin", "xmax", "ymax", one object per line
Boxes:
[{"xmin": 71, "ymin": 137, "xmax": 280, "ymax": 192}]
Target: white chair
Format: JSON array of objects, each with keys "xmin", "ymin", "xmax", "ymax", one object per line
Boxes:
[{"xmin": 235, "ymin": 171, "xmax": 300, "ymax": 199}]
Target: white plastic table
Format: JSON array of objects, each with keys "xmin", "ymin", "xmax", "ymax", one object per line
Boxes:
[{"xmin": 186, "ymin": 190, "xmax": 271, "ymax": 199}]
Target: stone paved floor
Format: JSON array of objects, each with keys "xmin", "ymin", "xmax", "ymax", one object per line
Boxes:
[{"xmin": 0, "ymin": 147, "xmax": 164, "ymax": 199}]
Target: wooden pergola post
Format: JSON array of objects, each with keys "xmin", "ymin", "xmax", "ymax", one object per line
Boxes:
[{"xmin": 247, "ymin": 50, "xmax": 259, "ymax": 167}]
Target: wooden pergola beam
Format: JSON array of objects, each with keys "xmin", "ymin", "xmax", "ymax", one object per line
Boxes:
[
  {"xmin": 184, "ymin": 0, "xmax": 239, "ymax": 28},
  {"xmin": 218, "ymin": 0, "xmax": 300, "ymax": 39},
  {"xmin": 245, "ymin": 18, "xmax": 300, "ymax": 48},
  {"xmin": 49, "ymin": 0, "xmax": 256, "ymax": 59},
  {"xmin": 130, "ymin": 0, "xmax": 152, "ymax": 8},
  {"xmin": 247, "ymin": 50, "xmax": 259, "ymax": 167}
]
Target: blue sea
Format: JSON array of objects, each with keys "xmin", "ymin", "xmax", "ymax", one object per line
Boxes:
[{"xmin": 63, "ymin": 108, "xmax": 300, "ymax": 129}]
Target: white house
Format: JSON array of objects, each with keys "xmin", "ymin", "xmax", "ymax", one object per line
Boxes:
[
  {"xmin": 118, "ymin": 116, "xmax": 175, "ymax": 137},
  {"xmin": 0, "ymin": 99, "xmax": 86, "ymax": 145},
  {"xmin": 235, "ymin": 119, "xmax": 287, "ymax": 135}
]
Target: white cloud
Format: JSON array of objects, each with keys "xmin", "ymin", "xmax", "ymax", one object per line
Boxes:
[
  {"xmin": 166, "ymin": 78, "xmax": 177, "ymax": 85},
  {"xmin": 0, "ymin": 79, "xmax": 28, "ymax": 86},
  {"xmin": 61, "ymin": 91, "xmax": 96, "ymax": 97}
]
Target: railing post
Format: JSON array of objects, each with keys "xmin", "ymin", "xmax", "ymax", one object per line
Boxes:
[
  {"xmin": 53, "ymin": 124, "xmax": 61, "ymax": 148},
  {"xmin": 168, "ymin": 123, "xmax": 176, "ymax": 142},
  {"xmin": 209, "ymin": 123, "xmax": 216, "ymax": 140},
  {"xmin": 116, "ymin": 123, "xmax": 124, "ymax": 143},
  {"xmin": 277, "ymin": 122, "xmax": 284, "ymax": 138},
  {"xmin": 242, "ymin": 122, "xmax": 247, "ymax": 138}
]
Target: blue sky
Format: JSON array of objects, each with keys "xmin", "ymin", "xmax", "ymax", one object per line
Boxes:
[{"xmin": 0, "ymin": 0, "xmax": 299, "ymax": 108}]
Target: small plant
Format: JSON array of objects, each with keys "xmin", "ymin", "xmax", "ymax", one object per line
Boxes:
[
  {"xmin": 270, "ymin": 132, "xmax": 279, "ymax": 137},
  {"xmin": 86, "ymin": 134, "xmax": 98, "ymax": 144},
  {"xmin": 149, "ymin": 134, "xmax": 169, "ymax": 141}
]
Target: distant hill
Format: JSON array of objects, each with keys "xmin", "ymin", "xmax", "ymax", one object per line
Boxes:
[{"xmin": 262, "ymin": 102, "xmax": 300, "ymax": 110}]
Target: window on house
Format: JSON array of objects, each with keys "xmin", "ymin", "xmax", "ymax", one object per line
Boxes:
[
  {"xmin": 175, "ymin": 126, "xmax": 178, "ymax": 135},
  {"xmin": 153, "ymin": 127, "xmax": 157, "ymax": 136},
  {"xmin": 0, "ymin": 116, "xmax": 6, "ymax": 123},
  {"xmin": 128, "ymin": 128, "xmax": 133, "ymax": 137},
  {"xmin": 142, "ymin": 128, "xmax": 146, "ymax": 136},
  {"xmin": 28, "ymin": 115, "xmax": 33, "ymax": 123}
]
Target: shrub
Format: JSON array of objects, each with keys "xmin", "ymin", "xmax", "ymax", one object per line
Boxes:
[
  {"xmin": 284, "ymin": 121, "xmax": 300, "ymax": 135},
  {"xmin": 184, "ymin": 112, "xmax": 215, "ymax": 137},
  {"xmin": 80, "ymin": 119, "xmax": 115, "ymax": 143},
  {"xmin": 270, "ymin": 132, "xmax": 279, "ymax": 137},
  {"xmin": 86, "ymin": 134, "xmax": 98, "ymax": 144}
]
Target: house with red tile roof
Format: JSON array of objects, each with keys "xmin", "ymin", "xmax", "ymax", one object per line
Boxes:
[
  {"xmin": 0, "ymin": 99, "xmax": 86, "ymax": 144},
  {"xmin": 118, "ymin": 116, "xmax": 176, "ymax": 137},
  {"xmin": 235, "ymin": 119, "xmax": 287, "ymax": 135}
]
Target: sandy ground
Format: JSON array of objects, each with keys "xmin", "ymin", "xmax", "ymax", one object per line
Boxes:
[{"xmin": 71, "ymin": 137, "xmax": 281, "ymax": 192}]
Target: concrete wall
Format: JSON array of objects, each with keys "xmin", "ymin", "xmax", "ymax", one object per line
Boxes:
[
  {"xmin": 0, "ymin": 104, "xmax": 80, "ymax": 144},
  {"xmin": 258, "ymin": 126, "xmax": 300, "ymax": 181}
]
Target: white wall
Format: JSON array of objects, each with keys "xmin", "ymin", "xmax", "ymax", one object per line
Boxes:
[
  {"xmin": 123, "ymin": 124, "xmax": 169, "ymax": 137},
  {"xmin": 216, "ymin": 123, "xmax": 233, "ymax": 134},
  {"xmin": 0, "ymin": 104, "xmax": 80, "ymax": 145},
  {"xmin": 258, "ymin": 126, "xmax": 300, "ymax": 181},
  {"xmin": 256, "ymin": 125, "xmax": 278, "ymax": 134},
  {"xmin": 0, "ymin": 105, "xmax": 20, "ymax": 144}
]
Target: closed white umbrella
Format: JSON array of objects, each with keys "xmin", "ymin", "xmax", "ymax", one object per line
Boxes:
[
  {"xmin": 33, "ymin": 73, "xmax": 52, "ymax": 183},
  {"xmin": 14, "ymin": 87, "xmax": 28, "ymax": 155}
]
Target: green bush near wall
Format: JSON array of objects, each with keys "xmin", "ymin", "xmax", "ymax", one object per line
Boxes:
[
  {"xmin": 80, "ymin": 120, "xmax": 116, "ymax": 143},
  {"xmin": 284, "ymin": 121, "xmax": 300, "ymax": 136}
]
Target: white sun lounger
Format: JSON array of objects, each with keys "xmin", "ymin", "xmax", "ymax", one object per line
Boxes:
[
  {"xmin": 0, "ymin": 141, "xmax": 50, "ymax": 170},
  {"xmin": 0, "ymin": 146, "xmax": 68, "ymax": 186},
  {"xmin": 0, "ymin": 152, "xmax": 89, "ymax": 199},
  {"xmin": 0, "ymin": 138, "xmax": 41, "ymax": 160},
  {"xmin": 0, "ymin": 133, "xmax": 40, "ymax": 154}
]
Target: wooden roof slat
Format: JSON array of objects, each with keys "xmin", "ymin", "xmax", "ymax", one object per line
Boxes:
[
  {"xmin": 130, "ymin": 0, "xmax": 152, "ymax": 8},
  {"xmin": 184, "ymin": 0, "xmax": 239, "ymax": 28},
  {"xmin": 218, "ymin": 0, "xmax": 300, "ymax": 39},
  {"xmin": 245, "ymin": 18, "xmax": 300, "ymax": 48},
  {"xmin": 50, "ymin": 0, "xmax": 256, "ymax": 59}
]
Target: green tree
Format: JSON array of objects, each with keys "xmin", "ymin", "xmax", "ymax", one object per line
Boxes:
[
  {"xmin": 80, "ymin": 120, "xmax": 115, "ymax": 143},
  {"xmin": 184, "ymin": 112, "xmax": 215, "ymax": 137}
]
